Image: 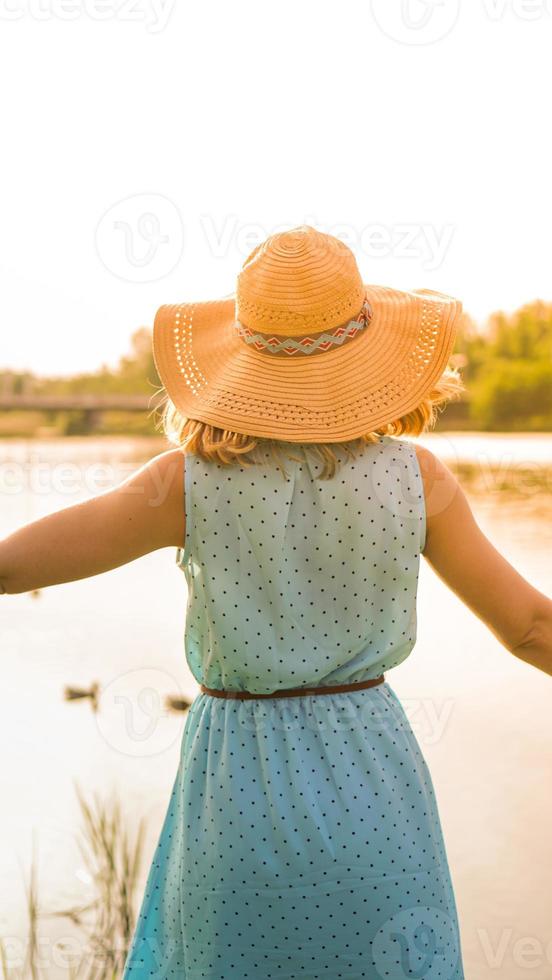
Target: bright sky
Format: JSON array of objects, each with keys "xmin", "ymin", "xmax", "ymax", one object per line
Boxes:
[{"xmin": 1, "ymin": 0, "xmax": 551, "ymax": 376}]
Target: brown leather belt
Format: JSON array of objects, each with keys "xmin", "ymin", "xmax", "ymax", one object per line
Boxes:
[{"xmin": 199, "ymin": 675, "xmax": 385, "ymax": 700}]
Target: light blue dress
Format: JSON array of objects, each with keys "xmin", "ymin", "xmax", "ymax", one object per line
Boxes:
[{"xmin": 122, "ymin": 435, "xmax": 465, "ymax": 979}]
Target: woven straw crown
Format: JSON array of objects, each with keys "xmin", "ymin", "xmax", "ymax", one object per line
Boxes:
[
  {"xmin": 152, "ymin": 225, "xmax": 463, "ymax": 443},
  {"xmin": 236, "ymin": 227, "xmax": 366, "ymax": 335}
]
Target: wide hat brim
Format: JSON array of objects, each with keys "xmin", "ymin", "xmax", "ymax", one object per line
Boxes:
[{"xmin": 152, "ymin": 284, "xmax": 462, "ymax": 444}]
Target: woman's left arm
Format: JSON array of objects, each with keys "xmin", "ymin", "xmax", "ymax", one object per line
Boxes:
[{"xmin": 0, "ymin": 449, "xmax": 185, "ymax": 595}]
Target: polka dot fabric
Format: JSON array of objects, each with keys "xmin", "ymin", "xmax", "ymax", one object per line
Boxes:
[{"xmin": 122, "ymin": 435, "xmax": 465, "ymax": 979}]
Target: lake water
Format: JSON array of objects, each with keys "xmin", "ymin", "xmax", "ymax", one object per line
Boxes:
[{"xmin": 1, "ymin": 433, "xmax": 551, "ymax": 979}]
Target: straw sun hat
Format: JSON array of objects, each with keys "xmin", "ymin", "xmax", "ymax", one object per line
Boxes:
[{"xmin": 152, "ymin": 225, "xmax": 462, "ymax": 444}]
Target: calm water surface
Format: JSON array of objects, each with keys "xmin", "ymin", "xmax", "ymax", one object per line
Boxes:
[{"xmin": 1, "ymin": 433, "xmax": 551, "ymax": 979}]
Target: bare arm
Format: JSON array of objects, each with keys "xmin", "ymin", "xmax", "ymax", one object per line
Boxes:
[
  {"xmin": 415, "ymin": 444, "xmax": 552, "ymax": 676},
  {"xmin": 0, "ymin": 449, "xmax": 186, "ymax": 595}
]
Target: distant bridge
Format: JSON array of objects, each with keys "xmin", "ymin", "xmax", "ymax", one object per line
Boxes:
[
  {"xmin": 0, "ymin": 394, "xmax": 154, "ymax": 412},
  {"xmin": 0, "ymin": 394, "xmax": 161, "ymax": 433}
]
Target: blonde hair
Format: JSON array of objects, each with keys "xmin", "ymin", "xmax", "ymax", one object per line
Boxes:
[{"xmin": 153, "ymin": 368, "xmax": 465, "ymax": 481}]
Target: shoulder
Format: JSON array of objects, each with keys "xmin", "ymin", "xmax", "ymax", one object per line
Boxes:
[
  {"xmin": 147, "ymin": 447, "xmax": 186, "ymax": 479},
  {"xmin": 412, "ymin": 442, "xmax": 458, "ymax": 491},
  {"xmin": 379, "ymin": 435, "xmax": 441, "ymax": 481},
  {"xmin": 411, "ymin": 442, "xmax": 469, "ymax": 542},
  {"xmin": 116, "ymin": 448, "xmax": 186, "ymax": 549},
  {"xmin": 130, "ymin": 447, "xmax": 186, "ymax": 498}
]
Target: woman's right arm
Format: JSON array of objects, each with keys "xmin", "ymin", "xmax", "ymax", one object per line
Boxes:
[
  {"xmin": 415, "ymin": 445, "xmax": 552, "ymax": 676},
  {"xmin": 0, "ymin": 449, "xmax": 185, "ymax": 595}
]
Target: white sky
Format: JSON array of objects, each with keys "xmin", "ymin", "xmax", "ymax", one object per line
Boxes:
[{"xmin": 1, "ymin": 0, "xmax": 551, "ymax": 376}]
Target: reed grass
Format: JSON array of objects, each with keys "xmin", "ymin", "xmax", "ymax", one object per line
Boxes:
[{"xmin": 0, "ymin": 784, "xmax": 146, "ymax": 980}]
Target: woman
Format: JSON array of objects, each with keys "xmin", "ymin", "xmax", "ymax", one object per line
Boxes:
[{"xmin": 1, "ymin": 226, "xmax": 551, "ymax": 979}]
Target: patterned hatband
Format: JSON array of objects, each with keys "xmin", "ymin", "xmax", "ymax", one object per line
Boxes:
[{"xmin": 234, "ymin": 298, "xmax": 373, "ymax": 357}]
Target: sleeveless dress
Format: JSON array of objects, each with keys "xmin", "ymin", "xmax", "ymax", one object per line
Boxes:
[{"xmin": 122, "ymin": 434, "xmax": 465, "ymax": 979}]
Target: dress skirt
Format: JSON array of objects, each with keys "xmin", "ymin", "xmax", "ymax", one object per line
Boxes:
[{"xmin": 122, "ymin": 680, "xmax": 465, "ymax": 979}]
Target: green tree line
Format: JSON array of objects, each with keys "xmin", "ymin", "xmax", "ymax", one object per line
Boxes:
[{"xmin": 453, "ymin": 300, "xmax": 552, "ymax": 430}]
